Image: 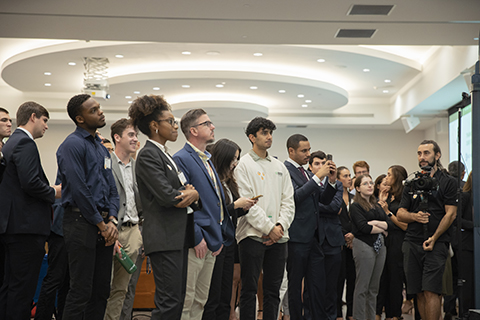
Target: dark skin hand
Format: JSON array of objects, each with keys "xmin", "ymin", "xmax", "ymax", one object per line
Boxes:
[{"xmin": 175, "ymin": 184, "xmax": 199, "ymax": 208}]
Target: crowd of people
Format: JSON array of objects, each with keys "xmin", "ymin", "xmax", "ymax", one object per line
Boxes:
[{"xmin": 0, "ymin": 94, "xmax": 474, "ymax": 320}]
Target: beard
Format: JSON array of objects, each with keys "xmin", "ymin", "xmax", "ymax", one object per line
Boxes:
[{"xmin": 418, "ymin": 158, "xmax": 436, "ymax": 169}]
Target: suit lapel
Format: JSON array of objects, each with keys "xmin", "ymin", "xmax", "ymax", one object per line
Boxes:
[
  {"xmin": 285, "ymin": 161, "xmax": 308, "ymax": 186},
  {"xmin": 111, "ymin": 155, "xmax": 125, "ymax": 191},
  {"xmin": 186, "ymin": 144, "xmax": 218, "ymax": 195}
]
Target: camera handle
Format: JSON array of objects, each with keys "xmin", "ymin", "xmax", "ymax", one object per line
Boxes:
[{"xmin": 418, "ymin": 193, "xmax": 429, "ymax": 240}]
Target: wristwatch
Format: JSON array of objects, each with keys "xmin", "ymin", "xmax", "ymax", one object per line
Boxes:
[
  {"xmin": 387, "ymin": 212, "xmax": 393, "ymax": 217},
  {"xmin": 109, "ymin": 217, "xmax": 118, "ymax": 226}
]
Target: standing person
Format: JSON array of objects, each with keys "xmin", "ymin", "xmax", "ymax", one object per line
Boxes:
[
  {"xmin": 336, "ymin": 166, "xmax": 355, "ymax": 320},
  {"xmin": 104, "ymin": 118, "xmax": 143, "ymax": 320},
  {"xmin": 202, "ymin": 138, "xmax": 256, "ymax": 320},
  {"xmin": 350, "ymin": 175, "xmax": 390, "ymax": 320},
  {"xmin": 397, "ymin": 140, "xmax": 457, "ymax": 320},
  {"xmin": 373, "ymin": 174, "xmax": 388, "ymax": 200},
  {"xmin": 57, "ymin": 94, "xmax": 119, "ymax": 320},
  {"xmin": 129, "ymin": 95, "xmax": 199, "ymax": 320},
  {"xmin": 0, "ymin": 102, "xmax": 60, "ymax": 320},
  {"xmin": 375, "ymin": 165, "xmax": 408, "ymax": 320},
  {"xmin": 234, "ymin": 117, "xmax": 295, "ymax": 320},
  {"xmin": 283, "ymin": 135, "xmax": 336, "ymax": 320},
  {"xmin": 351, "ymin": 161, "xmax": 370, "ymax": 196},
  {"xmin": 173, "ymin": 109, "xmax": 235, "ymax": 320}
]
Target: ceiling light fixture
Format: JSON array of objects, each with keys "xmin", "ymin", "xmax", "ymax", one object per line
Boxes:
[
  {"xmin": 134, "ymin": 91, "xmax": 140, "ymax": 94},
  {"xmin": 115, "ymin": 54, "xmax": 124, "ymax": 58},
  {"xmin": 250, "ymin": 86, "xmax": 258, "ymax": 90},
  {"xmin": 44, "ymin": 72, "xmax": 51, "ymax": 76},
  {"xmin": 216, "ymin": 84, "xmax": 224, "ymax": 88},
  {"xmin": 363, "ymin": 68, "xmax": 370, "ymax": 72},
  {"xmin": 182, "ymin": 51, "xmax": 191, "ymax": 55},
  {"xmin": 153, "ymin": 87, "xmax": 160, "ymax": 90},
  {"xmin": 125, "ymin": 96, "xmax": 132, "ymax": 99},
  {"xmin": 305, "ymin": 100, "xmax": 312, "ymax": 103},
  {"xmin": 68, "ymin": 62, "xmax": 76, "ymax": 66},
  {"xmin": 44, "ymin": 83, "xmax": 51, "ymax": 86},
  {"xmin": 475, "ymin": 37, "xmax": 479, "ymax": 41},
  {"xmin": 297, "ymin": 94, "xmax": 304, "ymax": 98},
  {"xmin": 383, "ymin": 90, "xmax": 389, "ymax": 93},
  {"xmin": 384, "ymin": 79, "xmax": 391, "ymax": 83},
  {"xmin": 302, "ymin": 105, "xmax": 308, "ymax": 108},
  {"xmin": 128, "ymin": 101, "xmax": 133, "ymax": 104},
  {"xmin": 317, "ymin": 59, "xmax": 326, "ymax": 63},
  {"xmin": 253, "ymin": 53, "xmax": 263, "ymax": 57},
  {"xmin": 182, "ymin": 85, "xmax": 190, "ymax": 88},
  {"xmin": 278, "ymin": 90, "xmax": 286, "ymax": 93}
]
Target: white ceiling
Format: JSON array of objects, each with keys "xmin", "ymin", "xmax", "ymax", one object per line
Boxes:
[{"xmin": 0, "ymin": 0, "xmax": 478, "ymax": 131}]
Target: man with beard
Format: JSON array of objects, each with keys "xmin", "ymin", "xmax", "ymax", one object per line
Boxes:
[
  {"xmin": 397, "ymin": 140, "xmax": 457, "ymax": 320},
  {"xmin": 234, "ymin": 117, "xmax": 295, "ymax": 320},
  {"xmin": 173, "ymin": 109, "xmax": 234, "ymax": 320},
  {"xmin": 57, "ymin": 94, "xmax": 119, "ymax": 320}
]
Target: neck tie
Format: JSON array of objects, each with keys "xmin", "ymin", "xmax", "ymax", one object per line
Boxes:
[{"xmin": 298, "ymin": 166, "xmax": 308, "ymax": 182}]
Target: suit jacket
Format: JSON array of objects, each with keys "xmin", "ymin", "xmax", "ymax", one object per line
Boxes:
[
  {"xmin": 318, "ymin": 180, "xmax": 346, "ymax": 247},
  {"xmin": 135, "ymin": 140, "xmax": 195, "ymax": 255},
  {"xmin": 111, "ymin": 153, "xmax": 142, "ymax": 228},
  {"xmin": 0, "ymin": 128, "xmax": 55, "ymax": 236},
  {"xmin": 0, "ymin": 157, "xmax": 5, "ymax": 183},
  {"xmin": 284, "ymin": 160, "xmax": 336, "ymax": 244},
  {"xmin": 174, "ymin": 142, "xmax": 235, "ymax": 252}
]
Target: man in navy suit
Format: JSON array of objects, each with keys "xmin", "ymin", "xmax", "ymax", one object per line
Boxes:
[
  {"xmin": 0, "ymin": 101, "xmax": 61, "ymax": 320},
  {"xmin": 0, "ymin": 107, "xmax": 12, "ymax": 183},
  {"xmin": 284, "ymin": 134, "xmax": 337, "ymax": 320},
  {"xmin": 173, "ymin": 109, "xmax": 235, "ymax": 320}
]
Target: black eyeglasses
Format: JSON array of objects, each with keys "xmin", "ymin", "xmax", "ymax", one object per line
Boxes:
[
  {"xmin": 157, "ymin": 118, "xmax": 178, "ymax": 127},
  {"xmin": 192, "ymin": 120, "xmax": 214, "ymax": 128}
]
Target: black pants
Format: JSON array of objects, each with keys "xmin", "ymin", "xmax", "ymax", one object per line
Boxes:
[
  {"xmin": 62, "ymin": 209, "xmax": 113, "ymax": 320},
  {"xmin": 0, "ymin": 233, "xmax": 47, "ymax": 320},
  {"xmin": 239, "ymin": 238, "xmax": 286, "ymax": 320},
  {"xmin": 337, "ymin": 246, "xmax": 355, "ymax": 318},
  {"xmin": 203, "ymin": 243, "xmax": 235, "ymax": 320},
  {"xmin": 35, "ymin": 231, "xmax": 70, "ymax": 320},
  {"xmin": 149, "ymin": 248, "xmax": 189, "ymax": 320}
]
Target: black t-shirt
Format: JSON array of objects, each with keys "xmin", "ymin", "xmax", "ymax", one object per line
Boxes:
[{"xmin": 399, "ymin": 169, "xmax": 457, "ymax": 244}]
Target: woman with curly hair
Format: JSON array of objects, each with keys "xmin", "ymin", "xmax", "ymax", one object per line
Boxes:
[{"xmin": 128, "ymin": 95, "xmax": 200, "ymax": 319}]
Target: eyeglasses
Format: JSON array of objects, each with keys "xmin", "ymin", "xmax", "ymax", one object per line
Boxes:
[
  {"xmin": 192, "ymin": 120, "xmax": 214, "ymax": 128},
  {"xmin": 361, "ymin": 181, "xmax": 375, "ymax": 186},
  {"xmin": 157, "ymin": 118, "xmax": 178, "ymax": 127}
]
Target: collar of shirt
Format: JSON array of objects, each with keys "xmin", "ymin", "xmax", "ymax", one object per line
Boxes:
[
  {"xmin": 249, "ymin": 149, "xmax": 272, "ymax": 162},
  {"xmin": 112, "ymin": 152, "xmax": 131, "ymax": 168},
  {"xmin": 18, "ymin": 127, "xmax": 34, "ymax": 140},
  {"xmin": 75, "ymin": 126, "xmax": 102, "ymax": 143},
  {"xmin": 286, "ymin": 157, "xmax": 305, "ymax": 169},
  {"xmin": 187, "ymin": 141, "xmax": 211, "ymax": 163},
  {"xmin": 148, "ymin": 139, "xmax": 179, "ymax": 172}
]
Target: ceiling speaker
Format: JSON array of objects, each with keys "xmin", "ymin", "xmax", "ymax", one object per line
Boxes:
[{"xmin": 401, "ymin": 116, "xmax": 420, "ymax": 133}]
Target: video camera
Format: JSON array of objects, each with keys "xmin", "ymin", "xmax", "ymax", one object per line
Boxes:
[{"xmin": 403, "ymin": 166, "xmax": 439, "ymax": 194}]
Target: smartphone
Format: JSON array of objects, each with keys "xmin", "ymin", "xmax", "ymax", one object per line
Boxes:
[
  {"xmin": 326, "ymin": 154, "xmax": 333, "ymax": 161},
  {"xmin": 251, "ymin": 195, "xmax": 263, "ymax": 201}
]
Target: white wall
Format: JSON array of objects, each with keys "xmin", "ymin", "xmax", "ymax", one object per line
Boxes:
[{"xmin": 36, "ymin": 121, "xmax": 447, "ymax": 185}]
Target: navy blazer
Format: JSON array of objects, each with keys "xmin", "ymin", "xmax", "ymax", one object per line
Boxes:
[
  {"xmin": 0, "ymin": 128, "xmax": 55, "ymax": 236},
  {"xmin": 174, "ymin": 143, "xmax": 235, "ymax": 252},
  {"xmin": 284, "ymin": 161, "xmax": 336, "ymax": 244},
  {"xmin": 318, "ymin": 180, "xmax": 346, "ymax": 247}
]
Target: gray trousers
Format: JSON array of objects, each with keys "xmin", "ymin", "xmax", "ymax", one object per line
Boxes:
[{"xmin": 352, "ymin": 237, "xmax": 386, "ymax": 320}]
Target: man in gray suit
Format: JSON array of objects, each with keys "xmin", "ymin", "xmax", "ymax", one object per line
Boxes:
[{"xmin": 104, "ymin": 118, "xmax": 143, "ymax": 320}]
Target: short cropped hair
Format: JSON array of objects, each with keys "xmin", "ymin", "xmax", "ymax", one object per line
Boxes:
[
  {"xmin": 110, "ymin": 118, "xmax": 134, "ymax": 145},
  {"xmin": 0, "ymin": 107, "xmax": 9, "ymax": 114},
  {"xmin": 16, "ymin": 101, "xmax": 49, "ymax": 126},
  {"xmin": 353, "ymin": 160, "xmax": 370, "ymax": 174},
  {"xmin": 309, "ymin": 150, "xmax": 326, "ymax": 165},
  {"xmin": 245, "ymin": 117, "xmax": 276, "ymax": 144},
  {"xmin": 286, "ymin": 134, "xmax": 308, "ymax": 151},
  {"xmin": 67, "ymin": 94, "xmax": 91, "ymax": 124},
  {"xmin": 180, "ymin": 109, "xmax": 207, "ymax": 140},
  {"xmin": 448, "ymin": 160, "xmax": 465, "ymax": 178}
]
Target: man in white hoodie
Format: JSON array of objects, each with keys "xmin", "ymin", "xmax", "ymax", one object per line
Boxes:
[{"xmin": 234, "ymin": 117, "xmax": 295, "ymax": 320}]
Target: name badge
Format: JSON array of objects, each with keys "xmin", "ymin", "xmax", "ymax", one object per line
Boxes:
[
  {"xmin": 104, "ymin": 157, "xmax": 112, "ymax": 170},
  {"xmin": 178, "ymin": 171, "xmax": 187, "ymax": 185}
]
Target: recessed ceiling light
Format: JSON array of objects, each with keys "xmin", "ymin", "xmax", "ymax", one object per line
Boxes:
[
  {"xmin": 44, "ymin": 72, "xmax": 51, "ymax": 76},
  {"xmin": 302, "ymin": 105, "xmax": 308, "ymax": 108},
  {"xmin": 182, "ymin": 85, "xmax": 190, "ymax": 88},
  {"xmin": 128, "ymin": 101, "xmax": 133, "ymax": 104},
  {"xmin": 317, "ymin": 59, "xmax": 326, "ymax": 63},
  {"xmin": 297, "ymin": 94, "xmax": 304, "ymax": 98},
  {"xmin": 475, "ymin": 37, "xmax": 479, "ymax": 41},
  {"xmin": 153, "ymin": 87, "xmax": 160, "ymax": 90},
  {"xmin": 44, "ymin": 83, "xmax": 51, "ymax": 86},
  {"xmin": 384, "ymin": 79, "xmax": 391, "ymax": 83},
  {"xmin": 383, "ymin": 90, "xmax": 389, "ymax": 93},
  {"xmin": 125, "ymin": 96, "xmax": 132, "ymax": 99},
  {"xmin": 115, "ymin": 54, "xmax": 124, "ymax": 58},
  {"xmin": 250, "ymin": 86, "xmax": 258, "ymax": 90},
  {"xmin": 182, "ymin": 51, "xmax": 191, "ymax": 55},
  {"xmin": 253, "ymin": 53, "xmax": 263, "ymax": 57},
  {"xmin": 363, "ymin": 68, "xmax": 370, "ymax": 72},
  {"xmin": 133, "ymin": 91, "xmax": 140, "ymax": 94},
  {"xmin": 68, "ymin": 62, "xmax": 76, "ymax": 66},
  {"xmin": 278, "ymin": 90, "xmax": 286, "ymax": 93},
  {"xmin": 305, "ymin": 100, "xmax": 312, "ymax": 103},
  {"xmin": 216, "ymin": 84, "xmax": 224, "ymax": 88}
]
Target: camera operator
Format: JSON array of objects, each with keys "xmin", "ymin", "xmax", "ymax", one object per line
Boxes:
[{"xmin": 397, "ymin": 140, "xmax": 457, "ymax": 320}]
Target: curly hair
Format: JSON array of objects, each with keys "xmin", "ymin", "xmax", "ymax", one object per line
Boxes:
[
  {"xmin": 128, "ymin": 95, "xmax": 171, "ymax": 137},
  {"xmin": 67, "ymin": 94, "xmax": 90, "ymax": 124},
  {"xmin": 245, "ymin": 117, "xmax": 276, "ymax": 144}
]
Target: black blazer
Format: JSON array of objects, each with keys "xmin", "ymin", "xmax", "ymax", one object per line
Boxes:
[
  {"xmin": 135, "ymin": 140, "xmax": 196, "ymax": 255},
  {"xmin": 284, "ymin": 161, "xmax": 336, "ymax": 244},
  {"xmin": 0, "ymin": 128, "xmax": 55, "ymax": 236}
]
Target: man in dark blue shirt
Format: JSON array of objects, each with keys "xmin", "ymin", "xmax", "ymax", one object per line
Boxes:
[{"xmin": 57, "ymin": 94, "xmax": 119, "ymax": 320}]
